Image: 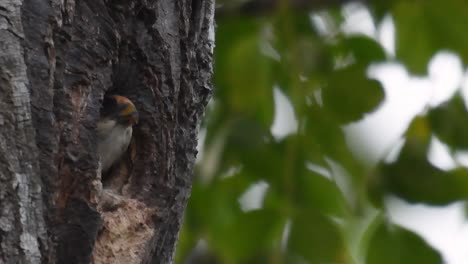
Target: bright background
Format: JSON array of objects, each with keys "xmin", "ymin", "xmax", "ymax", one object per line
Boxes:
[{"xmin": 176, "ymin": 1, "xmax": 468, "ymax": 263}]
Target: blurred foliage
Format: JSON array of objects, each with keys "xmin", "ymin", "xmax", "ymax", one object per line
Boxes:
[
  {"xmin": 366, "ymin": 219, "xmax": 443, "ymax": 264},
  {"xmin": 177, "ymin": 0, "xmax": 468, "ymax": 263}
]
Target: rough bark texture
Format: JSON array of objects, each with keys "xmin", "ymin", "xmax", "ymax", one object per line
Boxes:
[
  {"xmin": 0, "ymin": 1, "xmax": 47, "ymax": 263},
  {"xmin": 1, "ymin": 0, "xmax": 214, "ymax": 263}
]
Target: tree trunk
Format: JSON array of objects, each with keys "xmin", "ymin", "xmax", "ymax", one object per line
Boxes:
[{"xmin": 0, "ymin": 0, "xmax": 214, "ymax": 263}]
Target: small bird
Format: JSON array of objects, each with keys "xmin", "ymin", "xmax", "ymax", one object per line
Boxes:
[{"xmin": 97, "ymin": 95, "xmax": 138, "ymax": 172}]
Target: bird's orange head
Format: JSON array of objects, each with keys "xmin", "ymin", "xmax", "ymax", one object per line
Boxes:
[{"xmin": 101, "ymin": 95, "xmax": 139, "ymax": 126}]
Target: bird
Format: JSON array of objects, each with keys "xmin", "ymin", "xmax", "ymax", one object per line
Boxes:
[{"xmin": 97, "ymin": 95, "xmax": 138, "ymax": 172}]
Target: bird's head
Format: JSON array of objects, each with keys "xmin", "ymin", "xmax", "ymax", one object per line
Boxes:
[{"xmin": 101, "ymin": 95, "xmax": 139, "ymax": 126}]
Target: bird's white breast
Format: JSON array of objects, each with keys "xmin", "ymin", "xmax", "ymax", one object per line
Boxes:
[{"xmin": 97, "ymin": 119, "xmax": 132, "ymax": 172}]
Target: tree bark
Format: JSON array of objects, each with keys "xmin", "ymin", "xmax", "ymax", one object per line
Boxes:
[{"xmin": 0, "ymin": 0, "xmax": 214, "ymax": 263}]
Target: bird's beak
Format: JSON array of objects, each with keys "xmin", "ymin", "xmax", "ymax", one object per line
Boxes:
[{"xmin": 129, "ymin": 111, "xmax": 139, "ymax": 125}]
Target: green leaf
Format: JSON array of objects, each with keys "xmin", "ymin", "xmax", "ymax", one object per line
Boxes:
[
  {"xmin": 369, "ymin": 2, "xmax": 396, "ymax": 20},
  {"xmin": 287, "ymin": 211, "xmax": 346, "ymax": 263},
  {"xmin": 186, "ymin": 176, "xmax": 251, "ymax": 233},
  {"xmin": 332, "ymin": 35, "xmax": 387, "ymax": 66},
  {"xmin": 374, "ymin": 134, "xmax": 468, "ymax": 205},
  {"xmin": 271, "ymin": 12, "xmax": 333, "ymax": 98},
  {"xmin": 209, "ymin": 209, "xmax": 281, "ymax": 261},
  {"xmin": 429, "ymin": 95, "xmax": 468, "ymax": 149},
  {"xmin": 322, "ymin": 65, "xmax": 385, "ymax": 123},
  {"xmin": 272, "ymin": 11, "xmax": 317, "ymax": 52},
  {"xmin": 304, "ymin": 105, "xmax": 350, "ymax": 159},
  {"xmin": 393, "ymin": 0, "xmax": 468, "ymax": 74},
  {"xmin": 174, "ymin": 218, "xmax": 196, "ymax": 264},
  {"xmin": 222, "ymin": 118, "xmax": 284, "ymax": 184},
  {"xmin": 204, "ymin": 17, "xmax": 271, "ymax": 147},
  {"xmin": 214, "ymin": 17, "xmax": 274, "ymax": 128},
  {"xmin": 285, "ymin": 36, "xmax": 333, "ymax": 80},
  {"xmin": 366, "ymin": 222, "xmax": 442, "ymax": 264},
  {"xmin": 304, "ymin": 105, "xmax": 368, "ymax": 211},
  {"xmin": 295, "ymin": 169, "xmax": 348, "ymax": 217}
]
